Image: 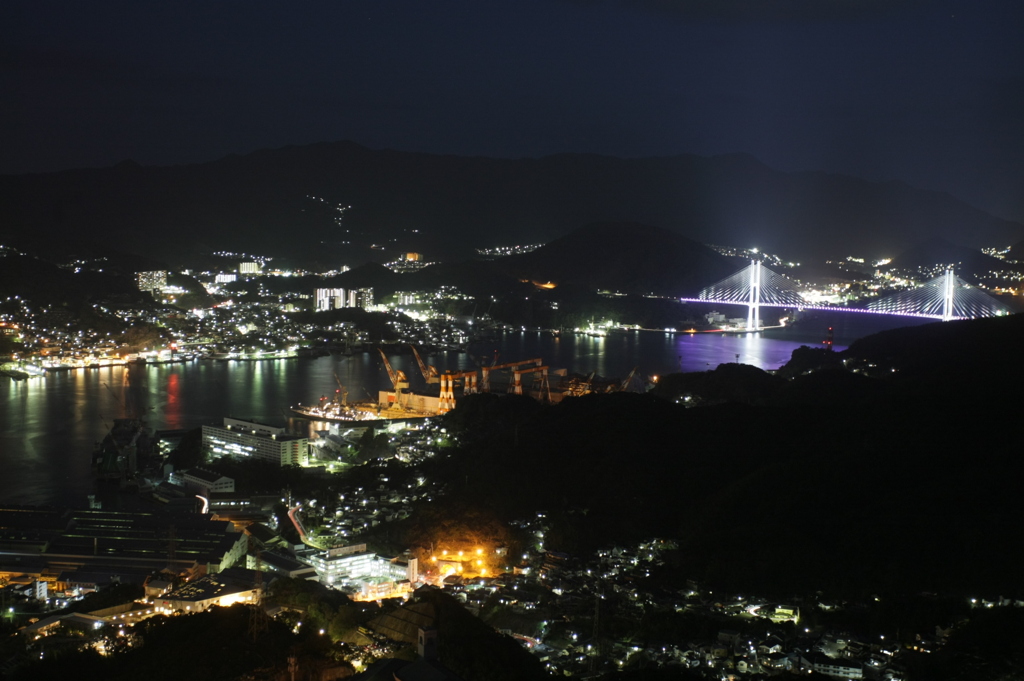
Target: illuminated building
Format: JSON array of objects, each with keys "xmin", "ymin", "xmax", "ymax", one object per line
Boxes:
[
  {"xmin": 310, "ymin": 547, "xmax": 377, "ymax": 584},
  {"xmin": 155, "ymin": 568, "xmax": 265, "ymax": 614},
  {"xmin": 800, "ymin": 654, "xmax": 865, "ymax": 679},
  {"xmin": 169, "ymin": 468, "xmax": 236, "ymax": 495},
  {"xmin": 315, "ymin": 287, "xmax": 347, "ymax": 311},
  {"xmin": 23, "ymin": 613, "xmax": 106, "ymax": 641},
  {"xmin": 356, "ymin": 287, "xmax": 374, "ymax": 309},
  {"xmin": 202, "ymin": 418, "xmax": 308, "ymax": 467},
  {"xmin": 402, "ymin": 252, "xmax": 422, "ymax": 262},
  {"xmin": 136, "ymin": 270, "xmax": 167, "ymax": 293},
  {"xmin": 238, "ymin": 261, "xmax": 261, "ymax": 275},
  {"xmin": 308, "ymin": 543, "xmax": 414, "ymax": 588},
  {"xmin": 223, "ymin": 417, "xmax": 284, "ymax": 436}
]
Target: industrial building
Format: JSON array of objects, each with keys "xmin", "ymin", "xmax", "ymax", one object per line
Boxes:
[
  {"xmin": 169, "ymin": 468, "xmax": 236, "ymax": 495},
  {"xmin": 0, "ymin": 507, "xmax": 249, "ymax": 594},
  {"xmin": 378, "ymin": 390, "xmax": 440, "ymax": 416},
  {"xmin": 247, "ymin": 551, "xmax": 318, "ymax": 580},
  {"xmin": 155, "ymin": 568, "xmax": 265, "ymax": 614},
  {"xmin": 202, "ymin": 418, "xmax": 308, "ymax": 467}
]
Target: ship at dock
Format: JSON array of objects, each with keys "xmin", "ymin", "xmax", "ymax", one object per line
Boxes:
[{"xmin": 291, "ymin": 392, "xmax": 379, "ymax": 422}]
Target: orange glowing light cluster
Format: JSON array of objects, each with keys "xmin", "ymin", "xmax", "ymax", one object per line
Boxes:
[{"xmin": 429, "ymin": 546, "xmax": 497, "ymax": 579}]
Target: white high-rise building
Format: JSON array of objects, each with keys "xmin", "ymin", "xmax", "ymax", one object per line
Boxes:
[{"xmin": 315, "ymin": 288, "xmax": 347, "ymax": 311}]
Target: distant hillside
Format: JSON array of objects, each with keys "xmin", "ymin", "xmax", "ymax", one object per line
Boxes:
[
  {"xmin": 493, "ymin": 221, "xmax": 735, "ymax": 296},
  {"xmin": 2, "ymin": 141, "xmax": 1020, "ymax": 265},
  {"xmin": 1007, "ymin": 237, "xmax": 1024, "ymax": 262},
  {"xmin": 0, "ymin": 252, "xmax": 147, "ymax": 306},
  {"xmin": 886, "ymin": 237, "xmax": 1013, "ymax": 280},
  {"xmin": 308, "ymin": 223, "xmax": 734, "ymax": 299}
]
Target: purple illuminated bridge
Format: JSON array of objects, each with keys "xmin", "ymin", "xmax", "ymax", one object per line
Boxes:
[{"xmin": 682, "ymin": 261, "xmax": 1012, "ymax": 331}]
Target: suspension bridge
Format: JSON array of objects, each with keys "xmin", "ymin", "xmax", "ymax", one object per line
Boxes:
[{"xmin": 680, "ymin": 260, "xmax": 1013, "ymax": 331}]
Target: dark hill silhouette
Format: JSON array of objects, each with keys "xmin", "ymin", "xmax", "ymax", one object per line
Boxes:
[
  {"xmin": 0, "ymin": 252, "xmax": 149, "ymax": 306},
  {"xmin": 333, "ymin": 262, "xmax": 400, "ymax": 292},
  {"xmin": 279, "ymin": 223, "xmax": 735, "ymax": 299},
  {"xmin": 493, "ymin": 221, "xmax": 735, "ymax": 296},
  {"xmin": 886, "ymin": 237, "xmax": 1012, "ymax": 279},
  {"xmin": 434, "ymin": 313, "xmax": 1024, "ymax": 597},
  {"xmin": 1008, "ymin": 238, "xmax": 1024, "ymax": 261},
  {"xmin": 2, "ymin": 141, "xmax": 1020, "ymax": 264},
  {"xmin": 844, "ymin": 312, "xmax": 1024, "ymax": 380}
]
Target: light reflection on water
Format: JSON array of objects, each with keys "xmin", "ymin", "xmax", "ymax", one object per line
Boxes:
[{"xmin": 0, "ymin": 315, "xmax": 932, "ymax": 505}]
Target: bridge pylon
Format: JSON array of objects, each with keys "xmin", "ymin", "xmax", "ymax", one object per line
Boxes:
[
  {"xmin": 746, "ymin": 260, "xmax": 762, "ymax": 331},
  {"xmin": 696, "ymin": 259, "xmax": 805, "ymax": 327},
  {"xmin": 867, "ymin": 267, "xmax": 1011, "ymax": 320},
  {"xmin": 941, "ymin": 268, "xmax": 954, "ymax": 322}
]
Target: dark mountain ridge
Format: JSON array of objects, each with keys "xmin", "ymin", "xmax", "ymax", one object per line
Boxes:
[
  {"xmin": 887, "ymin": 237, "xmax": 1012, "ymax": 280},
  {"xmin": 493, "ymin": 221, "xmax": 735, "ymax": 296},
  {"xmin": 223, "ymin": 222, "xmax": 738, "ymax": 300},
  {"xmin": 2, "ymin": 141, "xmax": 1019, "ymax": 264}
]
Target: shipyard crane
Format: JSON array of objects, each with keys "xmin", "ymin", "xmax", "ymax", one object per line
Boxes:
[
  {"xmin": 378, "ymin": 348, "xmax": 410, "ymax": 407},
  {"xmin": 99, "ymin": 379, "xmax": 144, "ymax": 479},
  {"xmin": 409, "ymin": 344, "xmax": 440, "ymax": 384},
  {"xmin": 103, "ymin": 376, "xmax": 136, "ymax": 420},
  {"xmin": 510, "ymin": 365, "xmax": 551, "ymax": 402},
  {"xmin": 453, "ymin": 369, "xmax": 479, "ymax": 394},
  {"xmin": 377, "ymin": 349, "xmax": 410, "ymax": 390},
  {"xmin": 333, "ymin": 372, "xmax": 349, "ymax": 406},
  {"xmin": 480, "ymin": 358, "xmax": 543, "ymax": 392},
  {"xmin": 437, "ymin": 369, "xmax": 480, "ymax": 413},
  {"xmin": 619, "ymin": 366, "xmax": 640, "ymax": 393}
]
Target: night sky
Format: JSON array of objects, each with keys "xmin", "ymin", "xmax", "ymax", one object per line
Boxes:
[{"xmin": 3, "ymin": 0, "xmax": 1022, "ymax": 223}]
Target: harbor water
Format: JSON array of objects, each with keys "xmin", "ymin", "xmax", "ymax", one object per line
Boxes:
[{"xmin": 0, "ymin": 313, "xmax": 934, "ymax": 505}]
